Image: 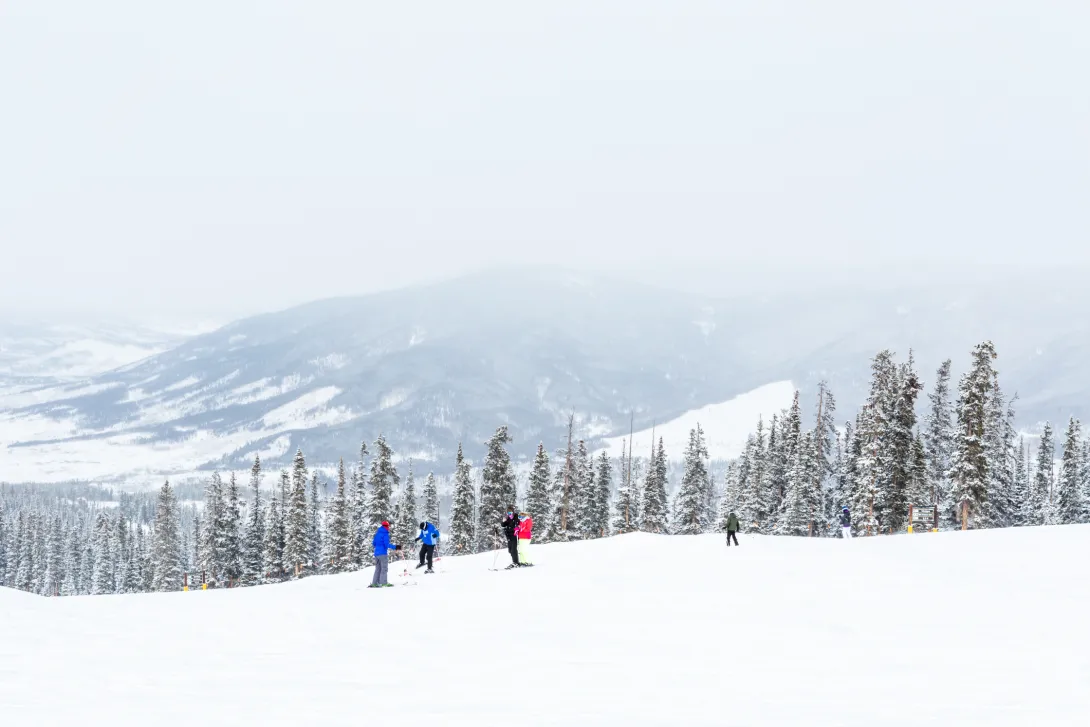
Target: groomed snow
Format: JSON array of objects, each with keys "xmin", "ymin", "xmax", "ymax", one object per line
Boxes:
[
  {"xmin": 601, "ymin": 380, "xmax": 797, "ymax": 460},
  {"xmin": 3, "ymin": 527, "xmax": 1087, "ymax": 725}
]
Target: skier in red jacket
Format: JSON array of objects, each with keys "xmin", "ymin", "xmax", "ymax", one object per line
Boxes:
[{"xmin": 515, "ymin": 512, "xmax": 533, "ymax": 567}]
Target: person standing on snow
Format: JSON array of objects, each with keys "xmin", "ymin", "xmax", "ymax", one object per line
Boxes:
[
  {"xmin": 515, "ymin": 512, "xmax": 533, "ymax": 567},
  {"xmin": 725, "ymin": 511, "xmax": 740, "ymax": 546},
  {"xmin": 840, "ymin": 507, "xmax": 852, "ymax": 539},
  {"xmin": 501, "ymin": 507, "xmax": 520, "ymax": 570},
  {"xmin": 415, "ymin": 520, "xmax": 440, "ymax": 573},
  {"xmin": 369, "ymin": 520, "xmax": 400, "ymax": 588}
]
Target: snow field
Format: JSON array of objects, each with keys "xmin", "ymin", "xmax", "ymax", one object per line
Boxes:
[{"xmin": 3, "ymin": 527, "xmax": 1090, "ymax": 726}]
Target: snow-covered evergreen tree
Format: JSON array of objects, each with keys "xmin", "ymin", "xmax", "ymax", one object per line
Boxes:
[
  {"xmin": 449, "ymin": 443, "xmax": 476, "ymax": 554},
  {"xmin": 223, "ymin": 472, "xmax": 243, "ymax": 584},
  {"xmin": 368, "ymin": 435, "xmax": 399, "ymax": 538},
  {"xmin": 1030, "ymin": 423, "xmax": 1055, "ymax": 526},
  {"xmin": 326, "ymin": 459, "xmax": 352, "ymax": 572},
  {"xmin": 1009, "ymin": 437, "xmax": 1030, "ymax": 526},
  {"xmin": 62, "ymin": 525, "xmax": 81, "ymax": 596},
  {"xmin": 593, "ymin": 451, "xmax": 613, "ymax": 537},
  {"xmin": 307, "ymin": 472, "xmax": 322, "ymax": 569},
  {"xmin": 640, "ymin": 438, "xmax": 669, "ymax": 533},
  {"xmin": 284, "ymin": 449, "xmax": 310, "ymax": 575},
  {"xmin": 949, "ymin": 342, "xmax": 997, "ymax": 530},
  {"xmin": 199, "ymin": 471, "xmax": 225, "ymax": 585},
  {"xmin": 392, "ymin": 463, "xmax": 417, "ymax": 560},
  {"xmin": 42, "ymin": 514, "xmax": 63, "ymax": 596},
  {"xmin": 422, "ymin": 472, "xmax": 440, "ymax": 527},
  {"xmin": 349, "ymin": 441, "xmax": 370, "ymax": 565},
  {"xmin": 1057, "ymin": 417, "xmax": 1083, "ymax": 524},
  {"xmin": 478, "ymin": 426, "xmax": 516, "ymax": 550},
  {"xmin": 90, "ymin": 512, "xmax": 113, "ymax": 595},
  {"xmin": 1080, "ymin": 438, "xmax": 1090, "ymax": 524},
  {"xmin": 674, "ymin": 426, "xmax": 711, "ymax": 535},
  {"xmin": 779, "ymin": 430, "xmax": 814, "ymax": 536},
  {"xmin": 262, "ymin": 492, "xmax": 285, "ymax": 580},
  {"xmin": 924, "ymin": 359, "xmax": 955, "ymax": 521},
  {"xmin": 525, "ymin": 443, "xmax": 553, "ymax": 535},
  {"xmin": 242, "ymin": 456, "xmax": 265, "ymax": 584},
  {"xmin": 151, "ymin": 483, "xmax": 183, "ymax": 592}
]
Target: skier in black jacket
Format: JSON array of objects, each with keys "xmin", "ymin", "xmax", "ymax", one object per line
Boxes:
[
  {"xmin": 501, "ymin": 507, "xmax": 520, "ymax": 569},
  {"xmin": 840, "ymin": 506, "xmax": 852, "ymax": 539}
]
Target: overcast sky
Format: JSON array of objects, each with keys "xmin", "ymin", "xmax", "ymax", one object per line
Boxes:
[{"xmin": 1, "ymin": 1, "xmax": 1087, "ymax": 320}]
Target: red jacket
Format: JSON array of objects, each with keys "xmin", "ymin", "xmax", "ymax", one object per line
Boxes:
[{"xmin": 515, "ymin": 516, "xmax": 533, "ymax": 540}]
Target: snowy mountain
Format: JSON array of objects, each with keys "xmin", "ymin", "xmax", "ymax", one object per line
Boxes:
[
  {"xmin": 1, "ymin": 267, "xmax": 1088, "ymax": 484},
  {"xmin": 4, "ymin": 527, "xmax": 1088, "ymax": 725}
]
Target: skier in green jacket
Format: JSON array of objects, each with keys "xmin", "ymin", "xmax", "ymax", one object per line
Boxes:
[{"xmin": 726, "ymin": 512, "xmax": 740, "ymax": 546}]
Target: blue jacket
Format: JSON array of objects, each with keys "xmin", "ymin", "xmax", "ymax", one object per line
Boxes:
[
  {"xmin": 416, "ymin": 522, "xmax": 440, "ymax": 546},
  {"xmin": 373, "ymin": 526, "xmax": 396, "ymax": 556}
]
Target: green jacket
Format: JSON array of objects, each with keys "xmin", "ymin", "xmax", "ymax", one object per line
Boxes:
[{"xmin": 726, "ymin": 514, "xmax": 740, "ymax": 532}]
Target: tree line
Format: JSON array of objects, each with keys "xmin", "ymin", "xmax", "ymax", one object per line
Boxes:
[{"xmin": 3, "ymin": 340, "xmax": 1089, "ymax": 598}]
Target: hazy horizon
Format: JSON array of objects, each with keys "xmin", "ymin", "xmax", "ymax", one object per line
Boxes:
[{"xmin": 3, "ymin": 1, "xmax": 1087, "ymax": 320}]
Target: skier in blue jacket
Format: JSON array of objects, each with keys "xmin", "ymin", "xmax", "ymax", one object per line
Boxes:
[
  {"xmin": 369, "ymin": 521, "xmax": 400, "ymax": 588},
  {"xmin": 415, "ymin": 521, "xmax": 440, "ymax": 573}
]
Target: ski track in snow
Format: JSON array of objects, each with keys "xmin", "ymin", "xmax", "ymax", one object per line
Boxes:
[{"xmin": 3, "ymin": 528, "xmax": 1088, "ymax": 726}]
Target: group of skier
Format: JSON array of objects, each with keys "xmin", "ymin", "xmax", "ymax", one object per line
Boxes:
[
  {"xmin": 366, "ymin": 507, "xmax": 534, "ymax": 587},
  {"xmin": 721, "ymin": 505, "xmax": 854, "ymax": 544},
  {"xmin": 499, "ymin": 506, "xmax": 534, "ymax": 570},
  {"xmin": 367, "ymin": 519, "xmax": 441, "ymax": 588}
]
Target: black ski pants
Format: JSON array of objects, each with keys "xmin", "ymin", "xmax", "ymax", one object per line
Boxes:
[
  {"xmin": 726, "ymin": 531, "xmax": 739, "ymax": 546},
  {"xmin": 506, "ymin": 536, "xmax": 519, "ymax": 565},
  {"xmin": 419, "ymin": 543, "xmax": 435, "ymax": 569}
]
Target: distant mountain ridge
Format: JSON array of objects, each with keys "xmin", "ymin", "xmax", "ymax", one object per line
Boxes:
[{"xmin": 1, "ymin": 267, "xmax": 1087, "ymax": 484}]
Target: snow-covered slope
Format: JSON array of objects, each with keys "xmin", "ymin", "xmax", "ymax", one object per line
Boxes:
[
  {"xmin": 4, "ymin": 527, "xmax": 1087, "ymax": 726},
  {"xmin": 600, "ymin": 380, "xmax": 797, "ymax": 460}
]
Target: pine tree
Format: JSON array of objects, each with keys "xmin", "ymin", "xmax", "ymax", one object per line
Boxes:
[
  {"xmin": 594, "ymin": 451, "xmax": 613, "ymax": 537},
  {"xmin": 262, "ymin": 492, "xmax": 285, "ymax": 580},
  {"xmin": 112, "ymin": 512, "xmax": 129, "ymax": 594},
  {"xmin": 0, "ymin": 501, "xmax": 6, "ymax": 587},
  {"xmin": 349, "ymin": 441, "xmax": 370, "ymax": 566},
  {"xmin": 62, "ymin": 525, "xmax": 81, "ymax": 596},
  {"xmin": 222, "ymin": 472, "xmax": 243, "ymax": 584},
  {"xmin": 1057, "ymin": 417, "xmax": 1083, "ymax": 524},
  {"xmin": 906, "ymin": 433, "xmax": 930, "ymax": 518},
  {"xmin": 640, "ymin": 438, "xmax": 669, "ymax": 533},
  {"xmin": 199, "ymin": 471, "xmax": 225, "ymax": 585},
  {"xmin": 525, "ymin": 443, "xmax": 553, "ymax": 535},
  {"xmin": 886, "ymin": 352, "xmax": 923, "ymax": 532},
  {"xmin": 810, "ymin": 383, "xmax": 838, "ymax": 536},
  {"xmin": 949, "ymin": 342, "xmax": 997, "ymax": 530},
  {"xmin": 924, "ymin": 359, "xmax": 955, "ymax": 521},
  {"xmin": 1009, "ymin": 437, "xmax": 1030, "ymax": 526},
  {"xmin": 307, "ymin": 472, "xmax": 322, "ymax": 569},
  {"xmin": 368, "ymin": 435, "xmax": 399, "ymax": 538},
  {"xmin": 284, "ymin": 449, "xmax": 310, "ymax": 575},
  {"xmin": 479, "ymin": 426, "xmax": 516, "ymax": 550},
  {"xmin": 326, "ymin": 459, "xmax": 352, "ymax": 572},
  {"xmin": 568, "ymin": 439, "xmax": 594, "ymax": 539},
  {"xmin": 1079, "ymin": 438, "xmax": 1090, "ymax": 524},
  {"xmin": 422, "ymin": 472, "xmax": 440, "ymax": 527},
  {"xmin": 674, "ymin": 426, "xmax": 711, "ymax": 535},
  {"xmin": 242, "ymin": 456, "xmax": 265, "ymax": 584},
  {"xmin": 983, "ymin": 379, "xmax": 1015, "ymax": 528},
  {"xmin": 449, "ymin": 443, "xmax": 476, "ymax": 554},
  {"xmin": 152, "ymin": 481, "xmax": 183, "ymax": 591},
  {"xmin": 1030, "ymin": 423, "xmax": 1054, "ymax": 526},
  {"xmin": 393, "ymin": 463, "xmax": 417, "ymax": 560},
  {"xmin": 90, "ymin": 512, "xmax": 113, "ymax": 595},
  {"xmin": 738, "ymin": 427, "xmax": 762, "ymax": 531},
  {"xmin": 779, "ymin": 430, "xmax": 814, "ymax": 536},
  {"xmin": 42, "ymin": 514, "xmax": 63, "ymax": 596}
]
